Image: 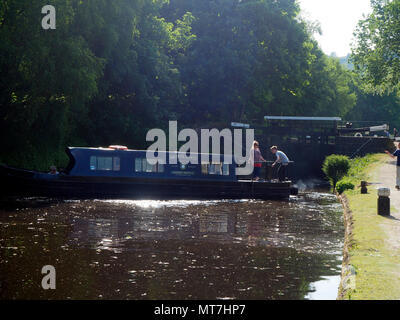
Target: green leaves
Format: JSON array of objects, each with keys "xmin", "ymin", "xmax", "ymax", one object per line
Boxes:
[
  {"xmin": 336, "ymin": 180, "xmax": 355, "ymax": 195},
  {"xmin": 0, "ymin": 0, "xmax": 362, "ymax": 170},
  {"xmin": 322, "ymin": 155, "xmax": 351, "ymax": 190},
  {"xmin": 352, "ymin": 0, "xmax": 400, "ymax": 93}
]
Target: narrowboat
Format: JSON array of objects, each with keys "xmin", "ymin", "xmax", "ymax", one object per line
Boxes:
[{"xmin": 0, "ymin": 146, "xmax": 298, "ymax": 200}]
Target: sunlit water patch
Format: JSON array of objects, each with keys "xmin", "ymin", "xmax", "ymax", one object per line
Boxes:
[{"xmin": 0, "ymin": 192, "xmax": 343, "ymax": 300}]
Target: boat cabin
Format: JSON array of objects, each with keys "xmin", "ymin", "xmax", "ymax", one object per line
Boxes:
[{"xmin": 65, "ymin": 147, "xmax": 237, "ymax": 181}]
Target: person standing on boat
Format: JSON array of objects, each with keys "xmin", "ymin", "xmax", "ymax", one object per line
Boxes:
[
  {"xmin": 249, "ymin": 141, "xmax": 266, "ymax": 181},
  {"xmin": 270, "ymin": 146, "xmax": 290, "ymax": 182}
]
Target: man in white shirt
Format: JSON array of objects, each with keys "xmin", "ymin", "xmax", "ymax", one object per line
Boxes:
[{"xmin": 270, "ymin": 146, "xmax": 290, "ymax": 182}]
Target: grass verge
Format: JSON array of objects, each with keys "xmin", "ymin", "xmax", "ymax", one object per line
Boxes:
[{"xmin": 338, "ymin": 154, "xmax": 400, "ymax": 300}]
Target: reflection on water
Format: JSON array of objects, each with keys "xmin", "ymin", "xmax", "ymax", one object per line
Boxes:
[
  {"xmin": 0, "ymin": 192, "xmax": 343, "ymax": 300},
  {"xmin": 305, "ymin": 275, "xmax": 342, "ymax": 300}
]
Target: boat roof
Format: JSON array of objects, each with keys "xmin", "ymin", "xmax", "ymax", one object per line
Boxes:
[
  {"xmin": 264, "ymin": 116, "xmax": 342, "ymax": 121},
  {"xmin": 67, "ymin": 147, "xmax": 232, "ymax": 157}
]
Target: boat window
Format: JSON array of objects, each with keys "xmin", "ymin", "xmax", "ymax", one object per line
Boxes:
[
  {"xmin": 207, "ymin": 164, "xmax": 214, "ymax": 175},
  {"xmin": 134, "ymin": 158, "xmax": 142, "ymax": 172},
  {"xmin": 214, "ymin": 163, "xmax": 222, "ymax": 175},
  {"xmin": 90, "ymin": 156, "xmax": 120, "ymax": 171},
  {"xmin": 201, "ymin": 163, "xmax": 226, "ymax": 176},
  {"xmin": 142, "ymin": 158, "xmax": 153, "ymax": 172},
  {"xmin": 208, "ymin": 163, "xmax": 222, "ymax": 175},
  {"xmin": 90, "ymin": 156, "xmax": 96, "ymax": 171},
  {"xmin": 141, "ymin": 158, "xmax": 146, "ymax": 172},
  {"xmin": 222, "ymin": 164, "xmax": 230, "ymax": 176},
  {"xmin": 113, "ymin": 157, "xmax": 120, "ymax": 171},
  {"xmin": 135, "ymin": 158, "xmax": 164, "ymax": 173},
  {"xmin": 98, "ymin": 157, "xmax": 113, "ymax": 171}
]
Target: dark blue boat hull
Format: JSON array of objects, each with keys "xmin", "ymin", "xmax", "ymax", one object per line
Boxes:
[{"xmin": 0, "ymin": 165, "xmax": 295, "ymax": 200}]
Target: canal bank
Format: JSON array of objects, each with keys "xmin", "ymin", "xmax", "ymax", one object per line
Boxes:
[{"xmin": 337, "ymin": 154, "xmax": 400, "ymax": 300}]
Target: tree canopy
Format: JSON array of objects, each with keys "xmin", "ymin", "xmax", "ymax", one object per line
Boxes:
[
  {"xmin": 352, "ymin": 0, "xmax": 400, "ymax": 94},
  {"xmin": 0, "ymin": 0, "xmax": 388, "ymax": 170},
  {"xmin": 349, "ymin": 0, "xmax": 400, "ymax": 129}
]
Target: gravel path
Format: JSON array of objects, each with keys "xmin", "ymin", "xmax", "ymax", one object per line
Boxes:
[{"xmin": 376, "ymin": 159, "xmax": 400, "ymax": 252}]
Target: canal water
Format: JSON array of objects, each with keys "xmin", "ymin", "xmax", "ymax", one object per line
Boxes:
[{"xmin": 0, "ymin": 192, "xmax": 344, "ymax": 300}]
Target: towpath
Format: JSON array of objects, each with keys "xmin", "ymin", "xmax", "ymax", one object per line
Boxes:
[
  {"xmin": 376, "ymin": 160, "xmax": 400, "ymax": 253},
  {"xmin": 341, "ymin": 155, "xmax": 400, "ymax": 300}
]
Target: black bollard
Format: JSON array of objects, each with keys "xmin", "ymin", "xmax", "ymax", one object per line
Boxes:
[
  {"xmin": 377, "ymin": 188, "xmax": 390, "ymax": 216},
  {"xmin": 361, "ymin": 181, "xmax": 368, "ymax": 194}
]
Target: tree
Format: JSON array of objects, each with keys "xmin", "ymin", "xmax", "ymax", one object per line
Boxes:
[
  {"xmin": 0, "ymin": 0, "xmax": 103, "ymax": 169},
  {"xmin": 0, "ymin": 0, "xmax": 361, "ymax": 170},
  {"xmin": 352, "ymin": 0, "xmax": 400, "ymax": 94},
  {"xmin": 0, "ymin": 0, "xmax": 194, "ymax": 169}
]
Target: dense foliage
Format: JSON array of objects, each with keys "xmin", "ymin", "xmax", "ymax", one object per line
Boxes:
[
  {"xmin": 0, "ymin": 0, "xmax": 396, "ymax": 170},
  {"xmin": 352, "ymin": 0, "xmax": 400, "ymax": 94},
  {"xmin": 336, "ymin": 180, "xmax": 355, "ymax": 195},
  {"xmin": 333, "ymin": 154, "xmax": 380, "ymax": 194},
  {"xmin": 322, "ymin": 155, "xmax": 351, "ymax": 190},
  {"xmin": 348, "ymin": 0, "xmax": 400, "ymax": 131}
]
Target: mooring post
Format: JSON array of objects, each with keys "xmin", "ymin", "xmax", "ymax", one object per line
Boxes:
[
  {"xmin": 361, "ymin": 181, "xmax": 368, "ymax": 194},
  {"xmin": 377, "ymin": 188, "xmax": 390, "ymax": 216}
]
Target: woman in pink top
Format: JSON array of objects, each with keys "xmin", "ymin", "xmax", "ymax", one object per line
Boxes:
[{"xmin": 250, "ymin": 141, "xmax": 266, "ymax": 181}]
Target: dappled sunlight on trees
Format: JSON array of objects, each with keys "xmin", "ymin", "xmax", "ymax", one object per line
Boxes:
[{"xmin": 0, "ymin": 0, "xmax": 370, "ymax": 170}]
